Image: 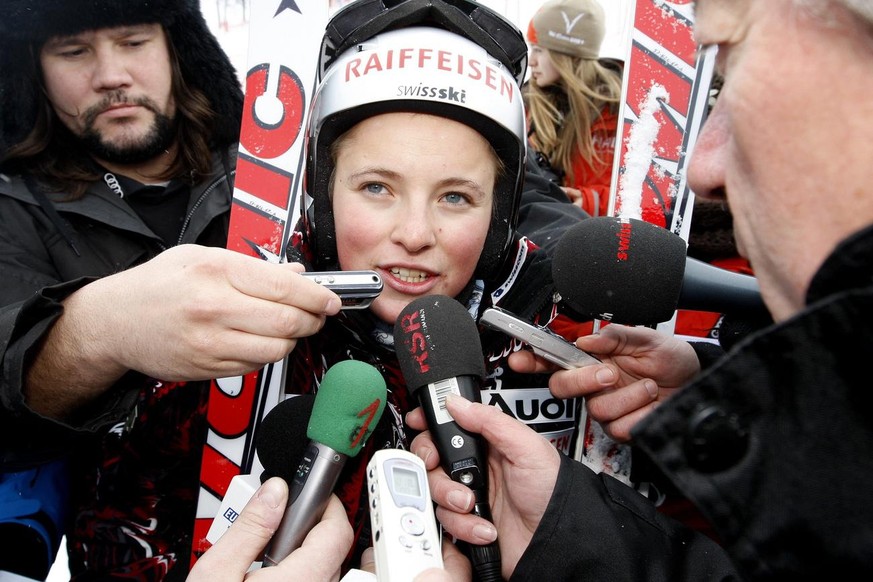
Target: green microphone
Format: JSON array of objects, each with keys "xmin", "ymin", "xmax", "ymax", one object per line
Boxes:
[{"xmin": 263, "ymin": 360, "xmax": 386, "ymax": 567}]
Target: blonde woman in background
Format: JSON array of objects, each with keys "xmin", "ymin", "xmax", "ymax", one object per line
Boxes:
[{"xmin": 525, "ymin": 0, "xmax": 622, "ymax": 216}]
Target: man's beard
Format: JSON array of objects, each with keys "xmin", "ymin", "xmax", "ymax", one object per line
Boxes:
[{"xmin": 78, "ymin": 94, "xmax": 177, "ymax": 165}]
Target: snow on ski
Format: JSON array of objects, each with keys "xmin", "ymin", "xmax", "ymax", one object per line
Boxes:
[{"xmin": 610, "ymin": 0, "xmax": 715, "ymax": 237}]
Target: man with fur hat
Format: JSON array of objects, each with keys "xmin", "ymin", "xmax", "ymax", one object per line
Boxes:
[{"xmin": 0, "ymin": 0, "xmax": 342, "ymax": 578}]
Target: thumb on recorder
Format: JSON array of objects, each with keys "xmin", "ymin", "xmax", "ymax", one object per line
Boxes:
[{"xmin": 407, "ymin": 395, "xmax": 561, "ymax": 580}]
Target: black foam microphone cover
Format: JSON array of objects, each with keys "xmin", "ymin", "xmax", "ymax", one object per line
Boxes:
[
  {"xmin": 553, "ymin": 216, "xmax": 686, "ymax": 325},
  {"xmin": 255, "ymin": 394, "xmax": 315, "ymax": 483},
  {"xmin": 395, "ymin": 295, "xmax": 486, "ymax": 392}
]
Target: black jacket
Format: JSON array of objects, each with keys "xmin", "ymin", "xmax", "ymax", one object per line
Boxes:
[
  {"xmin": 0, "ymin": 152, "xmax": 233, "ymax": 464},
  {"xmin": 0, "ymin": 153, "xmax": 233, "ymax": 580},
  {"xmin": 513, "ymin": 223, "xmax": 873, "ymax": 580}
]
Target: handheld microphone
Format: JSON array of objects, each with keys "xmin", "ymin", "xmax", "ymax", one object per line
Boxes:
[
  {"xmin": 262, "ymin": 360, "xmax": 387, "ymax": 567},
  {"xmin": 394, "ymin": 295, "xmax": 502, "ymax": 582},
  {"xmin": 552, "ymin": 216, "xmax": 767, "ymax": 325},
  {"xmin": 255, "ymin": 394, "xmax": 315, "ymax": 483},
  {"xmin": 206, "ymin": 395, "xmax": 316, "ymax": 547},
  {"xmin": 679, "ymin": 255, "xmax": 766, "ymax": 314}
]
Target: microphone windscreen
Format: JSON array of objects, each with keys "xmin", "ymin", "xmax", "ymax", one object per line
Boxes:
[
  {"xmin": 256, "ymin": 394, "xmax": 315, "ymax": 483},
  {"xmin": 307, "ymin": 360, "xmax": 387, "ymax": 457},
  {"xmin": 394, "ymin": 294, "xmax": 486, "ymax": 395},
  {"xmin": 553, "ymin": 217, "xmax": 686, "ymax": 325}
]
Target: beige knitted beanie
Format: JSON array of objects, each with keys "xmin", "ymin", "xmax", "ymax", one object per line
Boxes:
[{"xmin": 527, "ymin": 0, "xmax": 605, "ymax": 60}]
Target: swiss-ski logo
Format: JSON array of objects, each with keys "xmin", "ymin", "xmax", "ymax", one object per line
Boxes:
[{"xmin": 396, "ymin": 84, "xmax": 467, "ymax": 103}]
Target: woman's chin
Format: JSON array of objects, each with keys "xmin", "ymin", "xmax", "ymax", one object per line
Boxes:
[{"xmin": 370, "ymin": 296, "xmax": 407, "ymax": 326}]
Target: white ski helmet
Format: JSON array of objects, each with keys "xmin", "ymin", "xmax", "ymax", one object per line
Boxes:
[{"xmin": 303, "ymin": 23, "xmax": 527, "ymax": 280}]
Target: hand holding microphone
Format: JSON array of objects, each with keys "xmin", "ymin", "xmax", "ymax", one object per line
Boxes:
[
  {"xmin": 541, "ymin": 216, "xmax": 770, "ymax": 440},
  {"xmin": 406, "ymin": 394, "xmax": 562, "ymax": 580},
  {"xmin": 196, "ymin": 474, "xmax": 467, "ymax": 582},
  {"xmin": 191, "ymin": 479, "xmax": 353, "ymax": 581},
  {"xmin": 263, "ymin": 360, "xmax": 387, "ymax": 567},
  {"xmin": 395, "ymin": 295, "xmax": 502, "ymax": 582}
]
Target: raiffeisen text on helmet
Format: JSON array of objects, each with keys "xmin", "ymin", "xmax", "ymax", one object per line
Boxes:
[{"xmin": 343, "ymin": 47, "xmax": 516, "ymax": 105}]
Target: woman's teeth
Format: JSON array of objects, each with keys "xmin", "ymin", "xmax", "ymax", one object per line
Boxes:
[{"xmin": 391, "ymin": 267, "xmax": 429, "ymax": 283}]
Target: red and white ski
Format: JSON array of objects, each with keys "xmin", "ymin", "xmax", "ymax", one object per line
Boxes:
[
  {"xmin": 191, "ymin": 0, "xmax": 328, "ymax": 563},
  {"xmin": 577, "ymin": 0, "xmax": 717, "ymax": 484},
  {"xmin": 609, "ymin": 0, "xmax": 715, "ymax": 240}
]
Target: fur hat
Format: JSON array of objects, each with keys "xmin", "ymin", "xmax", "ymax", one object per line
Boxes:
[
  {"xmin": 0, "ymin": 0, "xmax": 243, "ymax": 151},
  {"xmin": 527, "ymin": 0, "xmax": 605, "ymax": 60}
]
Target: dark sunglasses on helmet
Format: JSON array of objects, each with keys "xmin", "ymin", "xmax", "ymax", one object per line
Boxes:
[{"xmin": 319, "ymin": 0, "xmax": 528, "ymax": 84}]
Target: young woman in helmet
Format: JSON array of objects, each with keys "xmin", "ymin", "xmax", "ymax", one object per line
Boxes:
[{"xmin": 283, "ymin": 23, "xmax": 588, "ymax": 565}]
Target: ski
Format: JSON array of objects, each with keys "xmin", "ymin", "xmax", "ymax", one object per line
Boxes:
[
  {"xmin": 609, "ymin": 0, "xmax": 715, "ymax": 239},
  {"xmin": 191, "ymin": 0, "xmax": 328, "ymax": 563},
  {"xmin": 576, "ymin": 0, "xmax": 717, "ymax": 484}
]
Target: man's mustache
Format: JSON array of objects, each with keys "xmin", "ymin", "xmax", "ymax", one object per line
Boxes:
[{"xmin": 82, "ymin": 92, "xmax": 159, "ymax": 126}]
